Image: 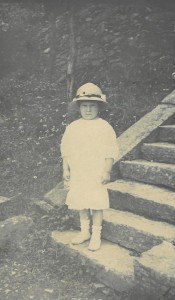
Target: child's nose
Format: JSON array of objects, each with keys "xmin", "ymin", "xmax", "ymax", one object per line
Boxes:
[{"xmin": 87, "ymin": 105, "xmax": 91, "ymax": 112}]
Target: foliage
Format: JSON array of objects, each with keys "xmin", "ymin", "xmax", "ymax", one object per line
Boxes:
[{"xmin": 0, "ymin": 0, "xmax": 175, "ymax": 199}]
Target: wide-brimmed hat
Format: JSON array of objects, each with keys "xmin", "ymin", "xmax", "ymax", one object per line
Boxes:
[
  {"xmin": 72, "ymin": 82, "xmax": 107, "ymax": 104},
  {"xmin": 68, "ymin": 83, "xmax": 108, "ymax": 115}
]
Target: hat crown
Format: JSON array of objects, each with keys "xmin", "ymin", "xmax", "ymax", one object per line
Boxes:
[
  {"xmin": 73, "ymin": 83, "xmax": 106, "ymax": 103},
  {"xmin": 76, "ymin": 83, "xmax": 102, "ymax": 97}
]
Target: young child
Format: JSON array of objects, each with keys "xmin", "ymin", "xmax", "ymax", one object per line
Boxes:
[{"xmin": 60, "ymin": 83, "xmax": 119, "ymax": 251}]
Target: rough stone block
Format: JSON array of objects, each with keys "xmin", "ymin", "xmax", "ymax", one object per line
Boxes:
[
  {"xmin": 44, "ymin": 181, "xmax": 68, "ymax": 207},
  {"xmin": 159, "ymin": 125, "xmax": 175, "ymax": 143},
  {"xmin": 120, "ymin": 159, "xmax": 175, "ymax": 189},
  {"xmin": 51, "ymin": 230, "xmax": 135, "ymax": 294},
  {"xmin": 161, "ymin": 89, "xmax": 175, "ymax": 104},
  {"xmin": 72, "ymin": 208, "xmax": 175, "ymax": 253},
  {"xmin": 115, "ymin": 104, "xmax": 175, "ymax": 162},
  {"xmin": 32, "ymin": 200, "xmax": 54, "ymax": 214},
  {"xmin": 102, "ymin": 209, "xmax": 175, "ymax": 253},
  {"xmin": 141, "ymin": 142, "xmax": 175, "ymax": 164},
  {"xmin": 0, "ymin": 215, "xmax": 34, "ymax": 250},
  {"xmin": 0, "ymin": 194, "xmax": 25, "ymax": 221},
  {"xmin": 108, "ymin": 180, "xmax": 175, "ymax": 224},
  {"xmin": 134, "ymin": 241, "xmax": 175, "ymax": 300}
]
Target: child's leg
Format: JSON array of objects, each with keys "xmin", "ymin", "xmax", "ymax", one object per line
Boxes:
[
  {"xmin": 92, "ymin": 210, "xmax": 103, "ymax": 226},
  {"xmin": 71, "ymin": 209, "xmax": 91, "ymax": 244},
  {"xmin": 80, "ymin": 209, "xmax": 91, "ymax": 222},
  {"xmin": 88, "ymin": 210, "xmax": 103, "ymax": 251}
]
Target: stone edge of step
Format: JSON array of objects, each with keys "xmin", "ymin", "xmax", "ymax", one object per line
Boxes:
[
  {"xmin": 134, "ymin": 241, "xmax": 175, "ymax": 298},
  {"xmin": 142, "ymin": 142, "xmax": 175, "ymax": 149},
  {"xmin": 50, "ymin": 230, "xmax": 135, "ymax": 293},
  {"xmin": 107, "ymin": 180, "xmax": 175, "ymax": 207},
  {"xmin": 103, "ymin": 208, "xmax": 175, "ymax": 240},
  {"xmin": 120, "ymin": 159, "xmax": 175, "ymax": 169}
]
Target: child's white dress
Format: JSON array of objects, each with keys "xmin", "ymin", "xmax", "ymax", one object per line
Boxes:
[{"xmin": 60, "ymin": 118, "xmax": 119, "ymax": 210}]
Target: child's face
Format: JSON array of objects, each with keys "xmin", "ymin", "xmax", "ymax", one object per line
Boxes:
[{"xmin": 79, "ymin": 101, "xmax": 99, "ymax": 120}]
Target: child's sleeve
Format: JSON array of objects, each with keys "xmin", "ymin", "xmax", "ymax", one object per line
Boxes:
[
  {"xmin": 60, "ymin": 126, "xmax": 70, "ymax": 158},
  {"xmin": 103, "ymin": 125, "xmax": 120, "ymax": 164}
]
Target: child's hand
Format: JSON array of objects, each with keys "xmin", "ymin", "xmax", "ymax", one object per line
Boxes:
[
  {"xmin": 63, "ymin": 170, "xmax": 70, "ymax": 189},
  {"xmin": 64, "ymin": 180, "xmax": 70, "ymax": 189},
  {"xmin": 101, "ymin": 171, "xmax": 111, "ymax": 185},
  {"xmin": 63, "ymin": 170, "xmax": 70, "ymax": 181}
]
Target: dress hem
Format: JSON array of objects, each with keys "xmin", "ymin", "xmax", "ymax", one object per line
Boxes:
[{"xmin": 67, "ymin": 205, "xmax": 109, "ymax": 210}]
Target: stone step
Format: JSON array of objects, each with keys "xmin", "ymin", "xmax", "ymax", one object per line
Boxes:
[
  {"xmin": 120, "ymin": 159, "xmax": 175, "ymax": 189},
  {"xmin": 72, "ymin": 208, "xmax": 175, "ymax": 253},
  {"xmin": 107, "ymin": 180, "xmax": 175, "ymax": 224},
  {"xmin": 44, "ymin": 181, "xmax": 67, "ymax": 206},
  {"xmin": 0, "ymin": 194, "xmax": 24, "ymax": 221},
  {"xmin": 159, "ymin": 125, "xmax": 175, "ymax": 143},
  {"xmin": 51, "ymin": 230, "xmax": 135, "ymax": 294},
  {"xmin": 31, "ymin": 199, "xmax": 54, "ymax": 214},
  {"xmin": 134, "ymin": 241, "xmax": 175, "ymax": 299},
  {"xmin": 102, "ymin": 209, "xmax": 175, "ymax": 253},
  {"xmin": 141, "ymin": 142, "xmax": 175, "ymax": 164}
]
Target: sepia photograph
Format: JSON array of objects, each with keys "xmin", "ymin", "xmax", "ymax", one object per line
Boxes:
[{"xmin": 0, "ymin": 0, "xmax": 175, "ymax": 299}]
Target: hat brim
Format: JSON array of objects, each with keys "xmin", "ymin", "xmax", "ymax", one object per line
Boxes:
[
  {"xmin": 72, "ymin": 96, "xmax": 107, "ymax": 102},
  {"xmin": 68, "ymin": 99, "xmax": 108, "ymax": 115}
]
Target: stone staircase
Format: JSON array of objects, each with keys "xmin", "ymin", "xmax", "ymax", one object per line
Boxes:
[
  {"xmin": 43, "ymin": 92, "xmax": 175, "ymax": 299},
  {"xmin": 106, "ymin": 124, "xmax": 175, "ymax": 250}
]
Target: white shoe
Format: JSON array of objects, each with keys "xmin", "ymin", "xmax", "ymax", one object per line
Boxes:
[
  {"xmin": 88, "ymin": 225, "xmax": 102, "ymax": 251},
  {"xmin": 72, "ymin": 232, "xmax": 91, "ymax": 245},
  {"xmin": 71, "ymin": 219, "xmax": 90, "ymax": 245}
]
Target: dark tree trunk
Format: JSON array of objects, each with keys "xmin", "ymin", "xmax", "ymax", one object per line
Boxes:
[{"xmin": 67, "ymin": 1, "xmax": 77, "ymax": 102}]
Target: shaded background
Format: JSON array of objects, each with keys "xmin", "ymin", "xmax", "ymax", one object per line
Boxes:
[{"xmin": 0, "ymin": 0, "xmax": 175, "ymax": 198}]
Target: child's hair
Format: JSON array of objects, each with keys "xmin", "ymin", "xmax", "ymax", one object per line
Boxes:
[{"xmin": 77, "ymin": 100, "xmax": 104, "ymax": 110}]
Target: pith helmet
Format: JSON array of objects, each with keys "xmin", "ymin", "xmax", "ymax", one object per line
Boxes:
[{"xmin": 72, "ymin": 83, "xmax": 107, "ymax": 104}]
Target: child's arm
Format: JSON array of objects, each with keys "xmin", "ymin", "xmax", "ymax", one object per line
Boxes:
[
  {"xmin": 101, "ymin": 158, "xmax": 114, "ymax": 185},
  {"xmin": 63, "ymin": 157, "xmax": 70, "ymax": 187}
]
